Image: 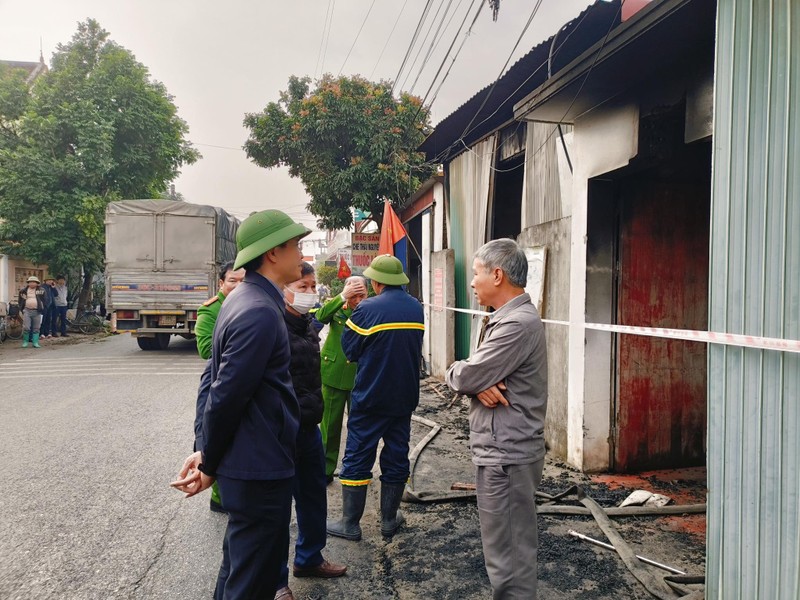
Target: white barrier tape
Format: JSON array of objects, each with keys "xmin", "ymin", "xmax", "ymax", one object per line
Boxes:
[{"xmin": 422, "ymin": 303, "xmax": 800, "ymax": 354}]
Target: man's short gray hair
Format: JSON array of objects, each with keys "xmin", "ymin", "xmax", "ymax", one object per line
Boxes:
[
  {"xmin": 474, "ymin": 239, "xmax": 527, "ymax": 288},
  {"xmin": 346, "ymin": 275, "xmax": 366, "ymax": 286}
]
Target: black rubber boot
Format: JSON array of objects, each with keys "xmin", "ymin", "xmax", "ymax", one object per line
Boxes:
[
  {"xmin": 380, "ymin": 482, "xmax": 406, "ymax": 539},
  {"xmin": 327, "ymin": 485, "xmax": 367, "ymax": 541}
]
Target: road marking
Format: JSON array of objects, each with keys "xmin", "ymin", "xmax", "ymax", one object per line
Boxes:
[{"xmin": 0, "ymin": 371, "xmax": 204, "ymax": 379}]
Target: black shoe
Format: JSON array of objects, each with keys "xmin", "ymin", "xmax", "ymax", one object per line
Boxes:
[
  {"xmin": 209, "ymin": 499, "xmax": 226, "ymax": 514},
  {"xmin": 61, "ymin": 333, "xmax": 69, "ymax": 337},
  {"xmin": 326, "ymin": 475, "xmax": 334, "ymax": 485}
]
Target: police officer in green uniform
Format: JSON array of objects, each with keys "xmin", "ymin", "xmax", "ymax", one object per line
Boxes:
[
  {"xmin": 314, "ymin": 276, "xmax": 368, "ymax": 483},
  {"xmin": 193, "ymin": 261, "xmax": 244, "ymax": 511}
]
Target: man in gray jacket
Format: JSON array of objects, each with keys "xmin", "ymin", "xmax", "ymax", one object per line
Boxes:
[{"xmin": 446, "ymin": 238, "xmax": 548, "ymax": 600}]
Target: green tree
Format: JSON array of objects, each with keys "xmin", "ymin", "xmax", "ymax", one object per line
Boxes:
[
  {"xmin": 316, "ymin": 264, "xmax": 338, "ymax": 288},
  {"xmin": 0, "ymin": 19, "xmax": 199, "ymax": 303},
  {"xmin": 244, "ymin": 75, "xmax": 435, "ymax": 231}
]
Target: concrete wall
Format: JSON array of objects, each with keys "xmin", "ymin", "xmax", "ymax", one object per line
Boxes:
[
  {"xmin": 568, "ymin": 98, "xmax": 639, "ymax": 471},
  {"xmin": 428, "ymin": 249, "xmax": 455, "ymax": 379},
  {"xmin": 1, "ymin": 256, "xmax": 51, "ymax": 307},
  {"xmin": 517, "ymin": 218, "xmax": 571, "ymax": 460}
]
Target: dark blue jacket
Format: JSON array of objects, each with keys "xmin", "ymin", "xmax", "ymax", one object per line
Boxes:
[
  {"xmin": 199, "ymin": 271, "xmax": 300, "ymax": 480},
  {"xmin": 341, "ymin": 287, "xmax": 424, "ymax": 416}
]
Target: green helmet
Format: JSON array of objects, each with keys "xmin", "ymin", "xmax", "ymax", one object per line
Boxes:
[
  {"xmin": 364, "ymin": 254, "xmax": 409, "ymax": 286},
  {"xmin": 233, "ymin": 210, "xmax": 311, "ymax": 270}
]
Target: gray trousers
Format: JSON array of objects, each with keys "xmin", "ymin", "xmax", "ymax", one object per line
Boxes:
[
  {"xmin": 476, "ymin": 459, "xmax": 545, "ymax": 600},
  {"xmin": 23, "ymin": 309, "xmax": 42, "ymax": 335}
]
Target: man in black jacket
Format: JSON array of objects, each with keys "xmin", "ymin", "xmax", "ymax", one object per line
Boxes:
[
  {"xmin": 275, "ymin": 262, "xmax": 346, "ymax": 600},
  {"xmin": 172, "ymin": 209, "xmax": 311, "ymax": 600}
]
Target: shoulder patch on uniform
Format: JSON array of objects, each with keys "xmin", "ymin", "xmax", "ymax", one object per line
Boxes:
[{"xmin": 202, "ymin": 296, "xmax": 220, "ymax": 307}]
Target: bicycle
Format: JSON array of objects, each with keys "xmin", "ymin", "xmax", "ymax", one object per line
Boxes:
[
  {"xmin": 69, "ymin": 306, "xmax": 106, "ymax": 335},
  {"xmin": 3, "ymin": 303, "xmax": 24, "ymax": 341}
]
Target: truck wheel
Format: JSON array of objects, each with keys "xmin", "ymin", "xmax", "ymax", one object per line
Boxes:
[
  {"xmin": 156, "ymin": 333, "xmax": 171, "ymax": 350},
  {"xmin": 137, "ymin": 337, "xmax": 157, "ymax": 351}
]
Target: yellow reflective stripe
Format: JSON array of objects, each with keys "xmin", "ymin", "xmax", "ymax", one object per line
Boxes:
[
  {"xmin": 345, "ymin": 319, "xmax": 425, "ymax": 336},
  {"xmin": 340, "ymin": 478, "xmax": 371, "ymax": 487}
]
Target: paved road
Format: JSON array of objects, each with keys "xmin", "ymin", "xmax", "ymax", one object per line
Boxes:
[{"xmin": 0, "ymin": 335, "xmax": 222, "ymax": 600}]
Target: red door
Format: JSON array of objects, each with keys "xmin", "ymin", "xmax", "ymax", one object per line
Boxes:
[{"xmin": 615, "ymin": 180, "xmax": 709, "ymax": 471}]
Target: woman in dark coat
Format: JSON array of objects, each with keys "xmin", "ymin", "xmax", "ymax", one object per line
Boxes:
[{"xmin": 275, "ymin": 262, "xmax": 347, "ymax": 600}]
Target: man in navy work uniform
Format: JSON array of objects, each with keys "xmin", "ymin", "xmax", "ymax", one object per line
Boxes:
[
  {"xmin": 327, "ymin": 255, "xmax": 424, "ymax": 541},
  {"xmin": 171, "ymin": 209, "xmax": 311, "ymax": 600}
]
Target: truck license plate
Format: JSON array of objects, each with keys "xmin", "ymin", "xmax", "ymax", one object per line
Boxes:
[{"xmin": 159, "ymin": 315, "xmax": 177, "ymax": 326}]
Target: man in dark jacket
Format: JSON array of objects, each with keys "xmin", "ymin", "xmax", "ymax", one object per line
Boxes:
[
  {"xmin": 327, "ymin": 255, "xmax": 424, "ymax": 541},
  {"xmin": 171, "ymin": 209, "xmax": 311, "ymax": 600},
  {"xmin": 39, "ymin": 277, "xmax": 58, "ymax": 338},
  {"xmin": 275, "ymin": 262, "xmax": 346, "ymax": 600}
]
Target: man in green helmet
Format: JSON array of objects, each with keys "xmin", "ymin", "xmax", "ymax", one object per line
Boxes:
[
  {"xmin": 327, "ymin": 255, "xmax": 424, "ymax": 542},
  {"xmin": 172, "ymin": 209, "xmax": 311, "ymax": 600}
]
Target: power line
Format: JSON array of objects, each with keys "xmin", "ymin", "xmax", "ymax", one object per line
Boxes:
[
  {"xmin": 391, "ymin": 0, "xmax": 436, "ymax": 96},
  {"xmin": 457, "ymin": 0, "xmax": 543, "ymax": 140},
  {"xmin": 320, "ymin": 0, "xmax": 337, "ymax": 76},
  {"xmin": 194, "ymin": 142, "xmax": 242, "ymax": 151},
  {"xmin": 423, "ymin": 0, "xmax": 603, "ymax": 166},
  {"xmin": 398, "ymin": 0, "xmax": 448, "ymax": 92},
  {"xmin": 369, "ymin": 0, "xmax": 410, "ymax": 79},
  {"xmin": 418, "ymin": 0, "xmax": 486, "ymax": 114},
  {"xmin": 409, "ymin": 0, "xmax": 465, "ymax": 94},
  {"xmin": 338, "ymin": 0, "xmax": 378, "ymax": 76},
  {"xmin": 314, "ymin": 0, "xmax": 334, "ymax": 78}
]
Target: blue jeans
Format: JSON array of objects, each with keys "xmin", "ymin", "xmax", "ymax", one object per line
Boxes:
[
  {"xmin": 214, "ymin": 476, "xmax": 293, "ymax": 600},
  {"xmin": 55, "ymin": 306, "xmax": 68, "ymax": 336},
  {"xmin": 40, "ymin": 306, "xmax": 54, "ymax": 336},
  {"xmin": 278, "ymin": 426, "xmax": 328, "ymax": 589},
  {"xmin": 339, "ymin": 411, "xmax": 412, "ymax": 486}
]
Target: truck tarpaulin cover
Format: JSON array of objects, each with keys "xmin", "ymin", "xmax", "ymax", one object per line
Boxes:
[{"xmin": 105, "ymin": 200, "xmax": 239, "ymax": 309}]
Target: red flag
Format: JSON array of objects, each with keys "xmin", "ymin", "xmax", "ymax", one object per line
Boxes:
[
  {"xmin": 337, "ymin": 255, "xmax": 352, "ymax": 279},
  {"xmin": 378, "ymin": 200, "xmax": 407, "ymax": 256}
]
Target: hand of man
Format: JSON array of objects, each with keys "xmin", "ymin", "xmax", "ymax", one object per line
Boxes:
[
  {"xmin": 170, "ymin": 451, "xmax": 216, "ymax": 497},
  {"xmin": 476, "ymin": 381, "xmax": 509, "ymax": 409},
  {"xmin": 342, "ymin": 279, "xmax": 366, "ymax": 300}
]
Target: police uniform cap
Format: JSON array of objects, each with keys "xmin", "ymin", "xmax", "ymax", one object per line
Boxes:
[
  {"xmin": 233, "ymin": 210, "xmax": 311, "ymax": 270},
  {"xmin": 364, "ymin": 255, "xmax": 409, "ymax": 286}
]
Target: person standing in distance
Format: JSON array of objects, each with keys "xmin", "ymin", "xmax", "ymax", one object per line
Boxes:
[
  {"xmin": 327, "ymin": 255, "xmax": 424, "ymax": 541},
  {"xmin": 192, "ymin": 261, "xmax": 245, "ymax": 513},
  {"xmin": 171, "ymin": 209, "xmax": 311, "ymax": 600},
  {"xmin": 446, "ymin": 239, "xmax": 548, "ymax": 600}
]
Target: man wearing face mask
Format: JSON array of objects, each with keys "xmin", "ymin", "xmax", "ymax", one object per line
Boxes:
[{"xmin": 275, "ymin": 262, "xmax": 347, "ymax": 600}]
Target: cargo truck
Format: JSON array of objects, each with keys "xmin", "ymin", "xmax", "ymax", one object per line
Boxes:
[{"xmin": 105, "ymin": 200, "xmax": 239, "ymax": 350}]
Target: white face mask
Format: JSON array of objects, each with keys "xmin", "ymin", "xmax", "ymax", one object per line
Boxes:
[{"xmin": 285, "ymin": 289, "xmax": 318, "ymax": 314}]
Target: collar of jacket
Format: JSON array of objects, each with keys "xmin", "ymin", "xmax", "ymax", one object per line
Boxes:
[
  {"xmin": 243, "ymin": 271, "xmax": 285, "ymax": 312},
  {"xmin": 284, "ymin": 309, "xmax": 311, "ymax": 333},
  {"xmin": 488, "ymin": 292, "xmax": 531, "ymax": 324}
]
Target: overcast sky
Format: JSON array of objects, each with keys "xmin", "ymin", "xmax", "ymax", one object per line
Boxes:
[{"xmin": 0, "ymin": 0, "xmax": 591, "ymax": 237}]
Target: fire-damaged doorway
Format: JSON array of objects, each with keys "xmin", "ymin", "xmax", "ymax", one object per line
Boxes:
[{"xmin": 587, "ymin": 111, "xmax": 711, "ymax": 472}]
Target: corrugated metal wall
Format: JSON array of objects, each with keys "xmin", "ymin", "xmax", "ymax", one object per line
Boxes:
[
  {"xmin": 522, "ymin": 122, "xmax": 573, "ymax": 227},
  {"xmin": 447, "ymin": 135, "xmax": 496, "ymax": 360},
  {"xmin": 707, "ymin": 1, "xmax": 800, "ymax": 598}
]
